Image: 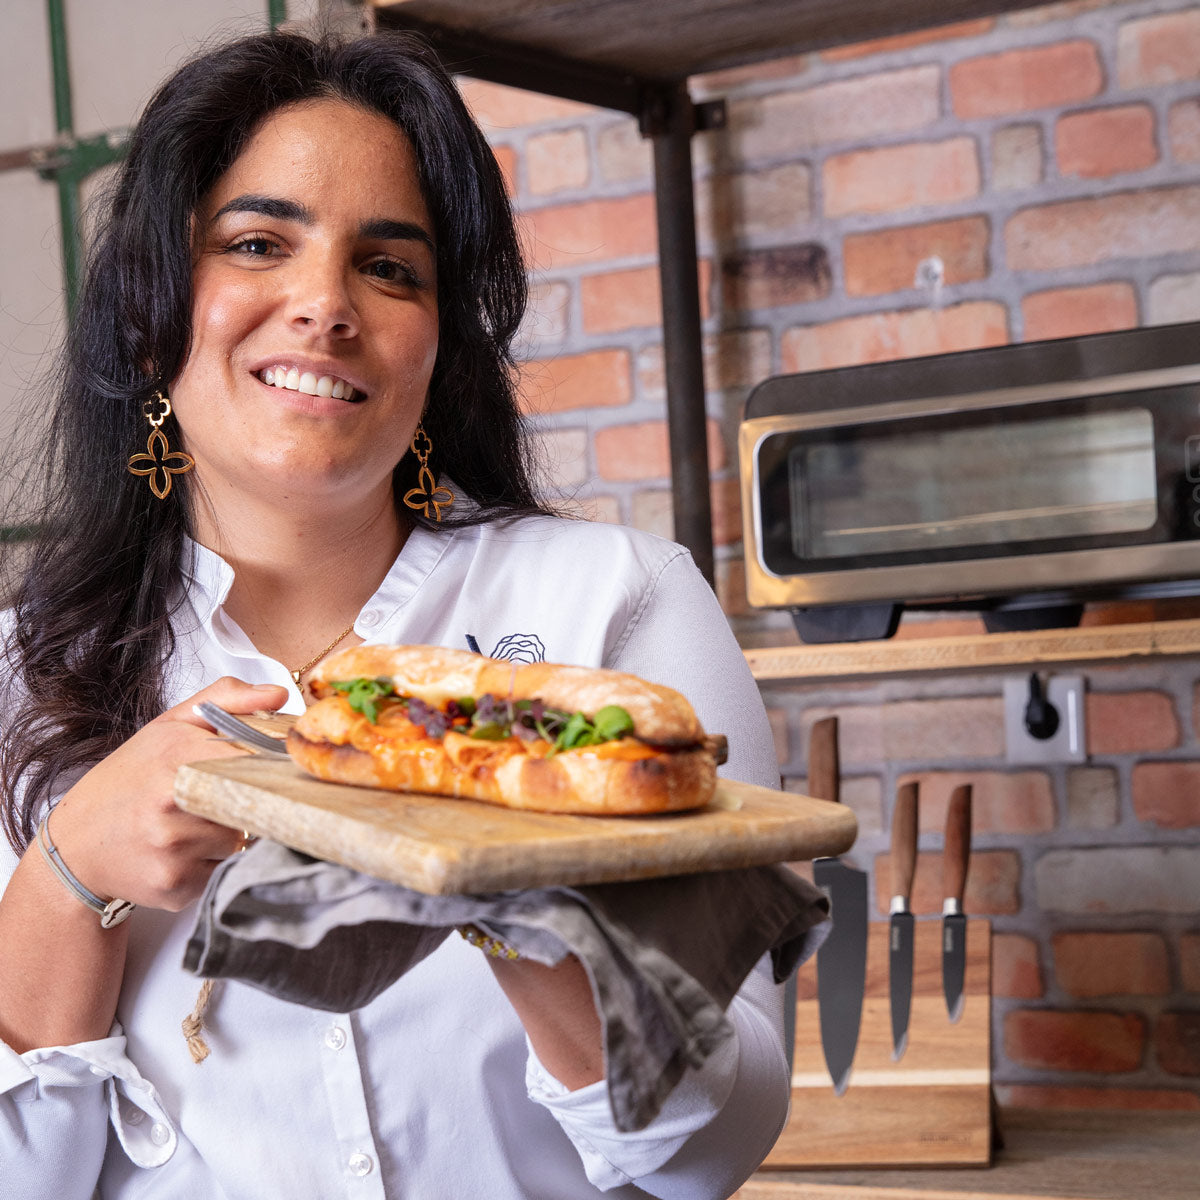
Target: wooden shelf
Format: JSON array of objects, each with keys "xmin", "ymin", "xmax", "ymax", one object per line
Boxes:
[
  {"xmin": 744, "ymin": 618, "xmax": 1200, "ymax": 684},
  {"xmin": 736, "ymin": 1109, "xmax": 1200, "ymax": 1200}
]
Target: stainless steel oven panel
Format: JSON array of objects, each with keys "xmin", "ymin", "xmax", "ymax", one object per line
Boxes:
[
  {"xmin": 744, "ymin": 362, "xmax": 1200, "ymax": 436},
  {"xmin": 738, "ymin": 363, "xmax": 1200, "ymax": 610}
]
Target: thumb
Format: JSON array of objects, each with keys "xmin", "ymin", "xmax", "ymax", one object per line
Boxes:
[{"xmin": 168, "ymin": 676, "xmax": 291, "ymax": 727}]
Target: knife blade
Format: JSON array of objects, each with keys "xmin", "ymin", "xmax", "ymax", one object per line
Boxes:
[
  {"xmin": 941, "ymin": 783, "xmax": 973, "ymax": 1023},
  {"xmin": 810, "ymin": 715, "xmax": 868, "ymax": 1096},
  {"xmin": 888, "ymin": 781, "xmax": 919, "ymax": 1060}
]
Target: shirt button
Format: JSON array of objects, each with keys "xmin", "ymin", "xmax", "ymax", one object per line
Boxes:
[
  {"xmin": 123, "ymin": 1106, "xmax": 145, "ymax": 1126},
  {"xmin": 358, "ymin": 610, "xmax": 380, "ymax": 629},
  {"xmin": 150, "ymin": 1122, "xmax": 170, "ymax": 1146},
  {"xmin": 89, "ymin": 1064, "xmax": 107, "ymax": 1077},
  {"xmin": 348, "ymin": 1152, "xmax": 374, "ymax": 1177},
  {"xmin": 324, "ymin": 1025, "xmax": 347, "ymax": 1051}
]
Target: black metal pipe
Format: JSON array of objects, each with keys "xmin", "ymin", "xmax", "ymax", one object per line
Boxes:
[{"xmin": 649, "ymin": 83, "xmax": 714, "ymax": 586}]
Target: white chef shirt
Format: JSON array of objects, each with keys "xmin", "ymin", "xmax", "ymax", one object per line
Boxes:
[{"xmin": 0, "ymin": 515, "xmax": 789, "ymax": 1200}]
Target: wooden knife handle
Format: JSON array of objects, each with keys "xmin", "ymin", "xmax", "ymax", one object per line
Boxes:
[
  {"xmin": 807, "ymin": 716, "xmax": 840, "ymax": 805},
  {"xmin": 943, "ymin": 783, "xmax": 973, "ymax": 907},
  {"xmin": 890, "ymin": 781, "xmax": 919, "ymax": 900}
]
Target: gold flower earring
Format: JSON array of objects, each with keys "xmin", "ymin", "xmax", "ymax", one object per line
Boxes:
[
  {"xmin": 128, "ymin": 391, "xmax": 195, "ymax": 500},
  {"xmin": 402, "ymin": 423, "xmax": 454, "ymax": 521}
]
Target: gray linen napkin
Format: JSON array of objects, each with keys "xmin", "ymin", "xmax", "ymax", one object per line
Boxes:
[{"xmin": 184, "ymin": 840, "xmax": 830, "ymax": 1131}]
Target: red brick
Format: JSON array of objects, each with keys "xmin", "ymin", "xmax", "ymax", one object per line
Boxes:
[
  {"xmin": 824, "ymin": 137, "xmax": 980, "ymax": 217},
  {"xmin": 593, "ymin": 418, "xmax": 726, "ymax": 482},
  {"xmin": 896, "ymin": 769, "xmax": 1054, "ymax": 835},
  {"xmin": 1053, "ymin": 932, "xmax": 1170, "ymax": 998},
  {"xmin": 1066, "ymin": 765, "xmax": 1119, "ymax": 830},
  {"xmin": 950, "ymin": 41, "xmax": 1104, "ymax": 119},
  {"xmin": 521, "ymin": 194, "xmax": 657, "ymax": 271},
  {"xmin": 1168, "ymin": 98, "xmax": 1200, "ymax": 164},
  {"xmin": 1035, "ymin": 847, "xmax": 1200, "ymax": 915},
  {"xmin": 993, "ymin": 933, "xmax": 1044, "ymax": 999},
  {"xmin": 1117, "ymin": 10, "xmax": 1200, "ymax": 89},
  {"xmin": 821, "ymin": 18, "xmax": 995, "ymax": 62},
  {"xmin": 992, "ymin": 123, "xmax": 1044, "ymax": 190},
  {"xmin": 1156, "ymin": 1011, "xmax": 1200, "ymax": 1075},
  {"xmin": 715, "ymin": 556, "xmax": 748, "ymax": 618},
  {"xmin": 636, "ymin": 329, "xmax": 772, "ymax": 402},
  {"xmin": 533, "ymin": 427, "xmax": 589, "ymax": 489},
  {"xmin": 695, "ymin": 53, "xmax": 811, "ymax": 93},
  {"xmin": 843, "ymin": 217, "xmax": 990, "ymax": 298},
  {"xmin": 517, "ymin": 349, "xmax": 631, "ymax": 416},
  {"xmin": 580, "ymin": 261, "xmax": 712, "ymax": 334},
  {"xmin": 765, "ymin": 706, "xmax": 789, "ymax": 767},
  {"xmin": 727, "ymin": 66, "xmax": 940, "ymax": 161},
  {"xmin": 458, "ymin": 78, "xmax": 595, "ymax": 127},
  {"xmin": 1006, "ymin": 0, "xmax": 1116, "ymax": 28},
  {"xmin": 1131, "ymin": 762, "xmax": 1200, "ymax": 829},
  {"xmin": 704, "ymin": 163, "xmax": 813, "ymax": 242},
  {"xmin": 1007, "ymin": 187, "xmax": 1200, "ymax": 271},
  {"xmin": 721, "ymin": 244, "xmax": 830, "ymax": 310},
  {"xmin": 492, "ymin": 145, "xmax": 517, "ymax": 196},
  {"xmin": 1056, "ymin": 105, "xmax": 1158, "ymax": 180},
  {"xmin": 526, "ymin": 127, "xmax": 589, "ymax": 195},
  {"xmin": 994, "ymin": 1083, "xmax": 1200, "ymax": 1110},
  {"xmin": 802, "ymin": 698, "xmax": 1005, "ymax": 765},
  {"xmin": 1182, "ymin": 932, "xmax": 1200, "ymax": 992},
  {"xmin": 1004, "ymin": 1009, "xmax": 1146, "ymax": 1072},
  {"xmin": 1022, "ymin": 282, "xmax": 1138, "ymax": 342},
  {"xmin": 1086, "ymin": 690, "xmax": 1180, "ymax": 754},
  {"xmin": 627, "ymin": 475, "xmax": 742, "ymax": 547},
  {"xmin": 873, "ymin": 848, "xmax": 1020, "ymax": 916},
  {"xmin": 781, "ymin": 302, "xmax": 1009, "ymax": 374},
  {"xmin": 595, "ymin": 119, "xmax": 650, "ymax": 186}
]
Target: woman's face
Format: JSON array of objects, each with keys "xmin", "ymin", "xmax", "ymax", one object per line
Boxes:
[{"xmin": 170, "ymin": 98, "xmax": 439, "ymax": 520}]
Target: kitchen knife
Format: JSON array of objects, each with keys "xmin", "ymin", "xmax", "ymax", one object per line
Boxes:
[
  {"xmin": 888, "ymin": 781, "xmax": 919, "ymax": 1061},
  {"xmin": 810, "ymin": 715, "xmax": 868, "ymax": 1096},
  {"xmin": 941, "ymin": 783, "xmax": 973, "ymax": 1023}
]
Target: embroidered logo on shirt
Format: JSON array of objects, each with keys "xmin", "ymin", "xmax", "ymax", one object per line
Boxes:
[{"xmin": 484, "ymin": 634, "xmax": 547, "ymax": 663}]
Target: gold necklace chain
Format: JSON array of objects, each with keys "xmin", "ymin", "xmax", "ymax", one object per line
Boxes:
[{"xmin": 290, "ymin": 621, "xmax": 357, "ymax": 684}]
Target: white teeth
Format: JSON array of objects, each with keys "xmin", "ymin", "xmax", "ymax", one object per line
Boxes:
[{"xmin": 259, "ymin": 366, "xmax": 357, "ymax": 400}]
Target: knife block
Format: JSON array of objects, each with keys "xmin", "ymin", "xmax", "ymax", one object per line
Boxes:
[{"xmin": 763, "ymin": 918, "xmax": 992, "ymax": 1168}]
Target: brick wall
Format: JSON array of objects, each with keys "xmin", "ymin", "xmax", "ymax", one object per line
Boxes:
[{"xmin": 464, "ymin": 0, "xmax": 1200, "ymax": 1107}]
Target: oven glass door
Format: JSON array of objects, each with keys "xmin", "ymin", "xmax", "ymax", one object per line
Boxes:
[{"xmin": 756, "ymin": 386, "xmax": 1196, "ymax": 577}]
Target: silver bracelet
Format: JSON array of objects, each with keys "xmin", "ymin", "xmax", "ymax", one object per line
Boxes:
[{"xmin": 36, "ymin": 815, "xmax": 135, "ymax": 929}]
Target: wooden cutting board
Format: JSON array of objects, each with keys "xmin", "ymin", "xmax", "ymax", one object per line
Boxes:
[{"xmin": 174, "ymin": 753, "xmax": 857, "ymax": 895}]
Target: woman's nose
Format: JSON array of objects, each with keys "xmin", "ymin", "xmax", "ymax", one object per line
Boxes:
[{"xmin": 286, "ymin": 256, "xmax": 359, "ymax": 338}]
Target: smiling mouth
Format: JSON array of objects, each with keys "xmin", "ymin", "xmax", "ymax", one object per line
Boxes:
[{"xmin": 258, "ymin": 366, "xmax": 364, "ymax": 402}]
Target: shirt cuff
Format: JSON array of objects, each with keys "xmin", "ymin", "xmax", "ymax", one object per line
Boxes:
[
  {"xmin": 1, "ymin": 1028, "xmax": 178, "ymax": 1169},
  {"xmin": 525, "ymin": 1032, "xmax": 739, "ymax": 1190}
]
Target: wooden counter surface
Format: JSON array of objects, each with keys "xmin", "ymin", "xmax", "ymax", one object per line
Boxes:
[{"xmin": 737, "ymin": 1109, "xmax": 1200, "ymax": 1200}]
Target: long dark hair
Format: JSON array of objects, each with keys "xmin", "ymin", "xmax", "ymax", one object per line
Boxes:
[{"xmin": 1, "ymin": 30, "xmax": 545, "ymax": 851}]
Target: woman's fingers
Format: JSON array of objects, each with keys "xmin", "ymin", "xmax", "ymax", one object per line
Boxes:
[{"xmin": 165, "ymin": 677, "xmax": 290, "ymax": 730}]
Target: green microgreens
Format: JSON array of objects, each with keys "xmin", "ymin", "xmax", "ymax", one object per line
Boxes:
[
  {"xmin": 330, "ymin": 677, "xmax": 396, "ymax": 724},
  {"xmin": 329, "ymin": 678, "xmax": 635, "ymax": 751}
]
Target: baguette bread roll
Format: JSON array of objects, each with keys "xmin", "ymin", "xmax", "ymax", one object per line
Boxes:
[{"xmin": 288, "ymin": 644, "xmax": 719, "ymax": 815}]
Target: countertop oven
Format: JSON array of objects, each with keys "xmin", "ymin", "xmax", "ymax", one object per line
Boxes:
[{"xmin": 739, "ymin": 322, "xmax": 1200, "ymax": 642}]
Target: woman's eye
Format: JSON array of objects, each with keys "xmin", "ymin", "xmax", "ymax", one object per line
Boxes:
[
  {"xmin": 228, "ymin": 235, "xmax": 278, "ymax": 257},
  {"xmin": 364, "ymin": 258, "xmax": 421, "ymax": 287}
]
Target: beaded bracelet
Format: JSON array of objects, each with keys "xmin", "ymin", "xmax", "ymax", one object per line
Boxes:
[
  {"xmin": 457, "ymin": 924, "xmax": 520, "ymax": 961},
  {"xmin": 36, "ymin": 815, "xmax": 135, "ymax": 929}
]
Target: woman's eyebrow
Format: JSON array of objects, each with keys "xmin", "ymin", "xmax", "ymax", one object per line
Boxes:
[
  {"xmin": 208, "ymin": 194, "xmax": 434, "ymax": 250},
  {"xmin": 209, "ymin": 193, "xmax": 310, "ymax": 224},
  {"xmin": 359, "ymin": 217, "xmax": 435, "ymax": 251}
]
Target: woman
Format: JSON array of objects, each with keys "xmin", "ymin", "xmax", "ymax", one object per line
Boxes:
[{"xmin": 0, "ymin": 30, "xmax": 790, "ymax": 1199}]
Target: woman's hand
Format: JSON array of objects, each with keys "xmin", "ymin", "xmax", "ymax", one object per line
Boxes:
[{"xmin": 44, "ymin": 677, "xmax": 289, "ymax": 912}]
